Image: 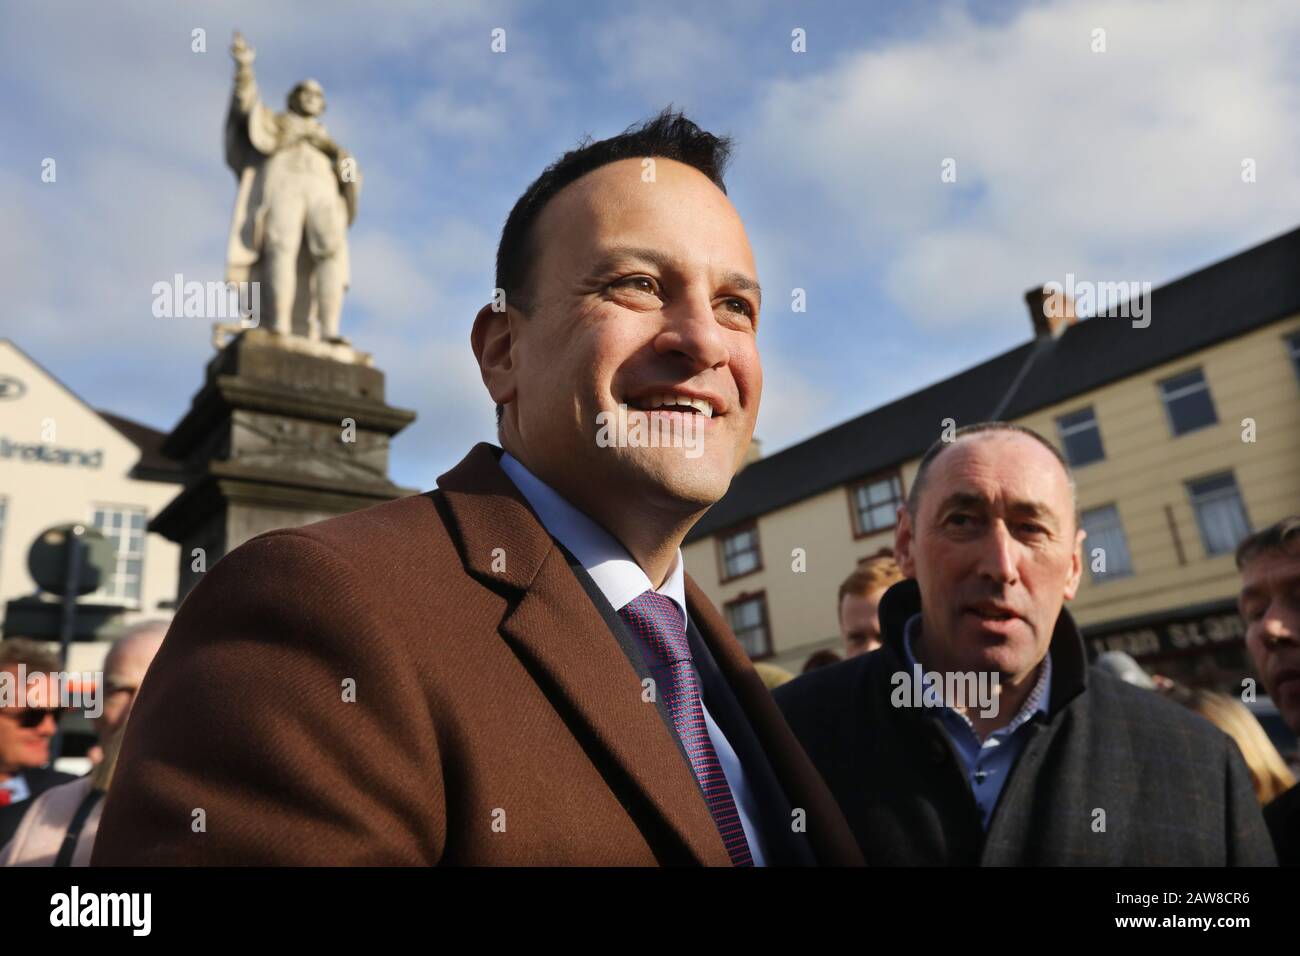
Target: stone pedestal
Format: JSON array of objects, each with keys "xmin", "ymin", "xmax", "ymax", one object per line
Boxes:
[{"xmin": 152, "ymin": 329, "xmax": 416, "ymax": 600}]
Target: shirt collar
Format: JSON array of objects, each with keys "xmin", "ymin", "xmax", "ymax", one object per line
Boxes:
[
  {"xmin": 1, "ymin": 773, "xmax": 31, "ymax": 803},
  {"xmin": 902, "ymin": 612, "xmax": 1052, "ymax": 729},
  {"xmin": 498, "ymin": 451, "xmax": 686, "ymax": 618}
]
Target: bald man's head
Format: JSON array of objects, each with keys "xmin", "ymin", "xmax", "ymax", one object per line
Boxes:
[
  {"xmin": 907, "ymin": 422, "xmax": 1079, "ymax": 531},
  {"xmin": 99, "ymin": 620, "xmax": 167, "ymax": 739}
]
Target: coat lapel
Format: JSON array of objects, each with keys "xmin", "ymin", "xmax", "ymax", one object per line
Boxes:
[
  {"xmin": 436, "ymin": 444, "xmax": 731, "ymax": 866},
  {"xmin": 685, "ymin": 574, "xmax": 866, "ymax": 865}
]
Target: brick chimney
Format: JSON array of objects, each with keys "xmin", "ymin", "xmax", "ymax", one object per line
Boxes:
[{"xmin": 1025, "ymin": 284, "xmax": 1078, "ymax": 340}]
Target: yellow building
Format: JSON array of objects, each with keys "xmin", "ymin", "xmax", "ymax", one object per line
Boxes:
[{"xmin": 684, "ymin": 226, "xmax": 1300, "ymax": 690}]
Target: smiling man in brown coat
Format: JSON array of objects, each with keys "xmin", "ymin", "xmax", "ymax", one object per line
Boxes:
[{"xmin": 92, "ymin": 109, "xmax": 861, "ymax": 866}]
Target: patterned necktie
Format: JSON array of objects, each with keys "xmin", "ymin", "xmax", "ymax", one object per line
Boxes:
[{"xmin": 618, "ymin": 590, "xmax": 754, "ymax": 866}]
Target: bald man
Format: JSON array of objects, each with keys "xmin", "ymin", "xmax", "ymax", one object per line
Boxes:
[
  {"xmin": 91, "ymin": 621, "xmax": 168, "ymax": 765},
  {"xmin": 776, "ymin": 422, "xmax": 1275, "ymax": 866}
]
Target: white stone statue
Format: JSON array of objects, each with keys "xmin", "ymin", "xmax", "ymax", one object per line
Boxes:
[{"xmin": 224, "ymin": 31, "xmax": 360, "ymax": 344}]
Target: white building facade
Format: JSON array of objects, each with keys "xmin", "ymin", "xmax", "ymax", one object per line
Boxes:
[{"xmin": 0, "ymin": 339, "xmax": 183, "ymax": 639}]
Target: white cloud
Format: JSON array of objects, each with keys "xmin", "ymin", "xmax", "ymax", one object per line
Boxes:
[{"xmin": 749, "ymin": 0, "xmax": 1300, "ymax": 332}]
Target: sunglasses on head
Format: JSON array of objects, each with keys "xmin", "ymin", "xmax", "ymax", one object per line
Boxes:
[{"xmin": 3, "ymin": 708, "xmax": 64, "ymax": 729}]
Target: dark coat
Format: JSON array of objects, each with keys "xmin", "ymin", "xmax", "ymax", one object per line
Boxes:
[
  {"xmin": 93, "ymin": 443, "xmax": 861, "ymax": 866},
  {"xmin": 0, "ymin": 766, "xmax": 79, "ymax": 849},
  {"xmin": 774, "ymin": 579, "xmax": 1277, "ymax": 866},
  {"xmin": 1264, "ymin": 782, "xmax": 1300, "ymax": 866}
]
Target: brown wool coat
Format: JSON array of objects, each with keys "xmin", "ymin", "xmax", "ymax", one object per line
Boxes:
[{"xmin": 92, "ymin": 443, "xmax": 862, "ymax": 866}]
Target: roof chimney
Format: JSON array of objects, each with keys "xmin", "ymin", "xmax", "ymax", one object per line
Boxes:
[{"xmin": 1025, "ymin": 285, "xmax": 1077, "ymax": 340}]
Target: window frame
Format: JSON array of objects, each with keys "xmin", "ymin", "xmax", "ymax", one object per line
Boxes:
[
  {"xmin": 1285, "ymin": 330, "xmax": 1300, "ymax": 384},
  {"xmin": 1055, "ymin": 406, "xmax": 1106, "ymax": 468},
  {"xmin": 89, "ymin": 502, "xmax": 147, "ymax": 607},
  {"xmin": 1079, "ymin": 502, "xmax": 1135, "ymax": 584},
  {"xmin": 1158, "ymin": 367, "xmax": 1218, "ymax": 437},
  {"xmin": 1185, "ymin": 471, "xmax": 1252, "ymax": 559},
  {"xmin": 723, "ymin": 590, "xmax": 773, "ymax": 661},
  {"xmin": 846, "ymin": 470, "xmax": 906, "ymax": 540},
  {"xmin": 715, "ymin": 521, "xmax": 764, "ymax": 584}
]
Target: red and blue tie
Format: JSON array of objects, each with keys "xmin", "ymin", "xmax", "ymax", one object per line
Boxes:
[{"xmin": 618, "ymin": 590, "xmax": 754, "ymax": 866}]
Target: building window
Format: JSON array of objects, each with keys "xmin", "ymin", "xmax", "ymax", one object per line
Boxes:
[
  {"xmin": 1187, "ymin": 473, "xmax": 1251, "ymax": 557},
  {"xmin": 1056, "ymin": 407, "xmax": 1106, "ymax": 467},
  {"xmin": 1159, "ymin": 368, "xmax": 1218, "ymax": 436},
  {"xmin": 849, "ymin": 473, "xmax": 903, "ymax": 537},
  {"xmin": 725, "ymin": 593, "xmax": 772, "ymax": 659},
  {"xmin": 1287, "ymin": 331, "xmax": 1300, "ymax": 382},
  {"xmin": 718, "ymin": 524, "xmax": 762, "ymax": 582},
  {"xmin": 1080, "ymin": 504, "xmax": 1133, "ymax": 582},
  {"xmin": 91, "ymin": 505, "xmax": 146, "ymax": 604}
]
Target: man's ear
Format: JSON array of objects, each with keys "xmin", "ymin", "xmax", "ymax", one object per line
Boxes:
[
  {"xmin": 471, "ymin": 301, "xmax": 518, "ymax": 409},
  {"xmin": 1063, "ymin": 526, "xmax": 1086, "ymax": 601},
  {"xmin": 895, "ymin": 505, "xmax": 917, "ymax": 578}
]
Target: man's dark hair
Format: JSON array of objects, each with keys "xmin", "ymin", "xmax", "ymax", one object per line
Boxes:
[
  {"xmin": 491, "ymin": 107, "xmax": 734, "ymax": 427},
  {"xmin": 0, "ymin": 638, "xmax": 62, "ymax": 674},
  {"xmin": 1235, "ymin": 515, "xmax": 1300, "ymax": 570},
  {"xmin": 906, "ymin": 421, "xmax": 1078, "ymax": 525}
]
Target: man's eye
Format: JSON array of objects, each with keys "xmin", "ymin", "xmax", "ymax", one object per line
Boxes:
[
  {"xmin": 720, "ymin": 297, "xmax": 754, "ymax": 317},
  {"xmin": 948, "ymin": 514, "xmax": 973, "ymax": 526},
  {"xmin": 1021, "ymin": 523, "xmax": 1047, "ymax": 535},
  {"xmin": 614, "ymin": 276, "xmax": 659, "ymax": 296}
]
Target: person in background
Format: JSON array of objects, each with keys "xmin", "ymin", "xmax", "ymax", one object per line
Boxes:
[
  {"xmin": 753, "ymin": 662, "xmax": 795, "ymax": 691},
  {"xmin": 838, "ymin": 556, "xmax": 904, "ymax": 658},
  {"xmin": 802, "ymin": 649, "xmax": 843, "ymax": 673},
  {"xmin": 0, "ymin": 640, "xmax": 76, "ymax": 851},
  {"xmin": 1165, "ymin": 685, "xmax": 1295, "ymax": 805},
  {"xmin": 1, "ymin": 621, "xmax": 167, "ymax": 866},
  {"xmin": 1236, "ymin": 515, "xmax": 1300, "ymax": 865},
  {"xmin": 1093, "ymin": 650, "xmax": 1157, "ymax": 690}
]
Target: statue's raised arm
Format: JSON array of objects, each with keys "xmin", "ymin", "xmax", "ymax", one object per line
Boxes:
[
  {"xmin": 230, "ymin": 32, "xmax": 260, "ymax": 114},
  {"xmin": 225, "ymin": 31, "xmax": 279, "ymax": 173},
  {"xmin": 223, "ymin": 31, "xmax": 359, "ymax": 344}
]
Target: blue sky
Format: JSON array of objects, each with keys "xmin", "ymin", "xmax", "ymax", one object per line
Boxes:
[{"xmin": 4, "ymin": 0, "xmax": 1300, "ymax": 491}]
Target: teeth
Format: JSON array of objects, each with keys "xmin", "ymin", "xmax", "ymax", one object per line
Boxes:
[{"xmin": 644, "ymin": 394, "xmax": 714, "ymax": 418}]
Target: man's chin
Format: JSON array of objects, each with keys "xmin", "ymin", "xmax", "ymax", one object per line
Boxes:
[
  {"xmin": 957, "ymin": 624, "xmax": 1038, "ymax": 676},
  {"xmin": 609, "ymin": 447, "xmax": 734, "ymax": 508}
]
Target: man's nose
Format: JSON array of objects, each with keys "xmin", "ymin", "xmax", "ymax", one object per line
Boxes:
[
  {"xmin": 977, "ymin": 522, "xmax": 1020, "ymax": 585},
  {"xmin": 1260, "ymin": 607, "xmax": 1298, "ymax": 647},
  {"xmin": 656, "ymin": 289, "xmax": 730, "ymax": 372}
]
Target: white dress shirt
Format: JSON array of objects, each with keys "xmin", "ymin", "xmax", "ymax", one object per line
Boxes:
[{"xmin": 499, "ymin": 452, "xmax": 767, "ymax": 865}]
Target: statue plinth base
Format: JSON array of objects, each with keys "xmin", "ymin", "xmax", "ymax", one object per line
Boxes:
[{"xmin": 152, "ymin": 329, "xmax": 417, "ymax": 600}]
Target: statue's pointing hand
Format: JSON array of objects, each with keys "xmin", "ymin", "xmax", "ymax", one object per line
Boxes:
[{"xmin": 231, "ymin": 31, "xmax": 256, "ymax": 66}]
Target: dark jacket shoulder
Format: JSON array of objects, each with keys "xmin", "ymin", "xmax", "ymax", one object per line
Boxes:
[{"xmin": 1265, "ymin": 782, "xmax": 1300, "ymax": 866}]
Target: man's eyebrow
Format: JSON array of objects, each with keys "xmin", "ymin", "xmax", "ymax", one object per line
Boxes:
[
  {"xmin": 1007, "ymin": 499, "xmax": 1057, "ymax": 524},
  {"xmin": 936, "ymin": 492, "xmax": 990, "ymax": 513},
  {"xmin": 936, "ymin": 492, "xmax": 1060, "ymax": 524},
  {"xmin": 590, "ymin": 245, "xmax": 673, "ymax": 274},
  {"xmin": 590, "ymin": 245, "xmax": 761, "ymax": 305},
  {"xmin": 721, "ymin": 270, "xmax": 762, "ymax": 306}
]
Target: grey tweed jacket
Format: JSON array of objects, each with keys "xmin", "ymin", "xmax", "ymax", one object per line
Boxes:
[{"xmin": 774, "ymin": 579, "xmax": 1277, "ymax": 866}]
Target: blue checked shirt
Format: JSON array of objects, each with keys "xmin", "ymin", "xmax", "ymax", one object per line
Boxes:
[{"xmin": 903, "ymin": 613, "xmax": 1051, "ymax": 829}]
